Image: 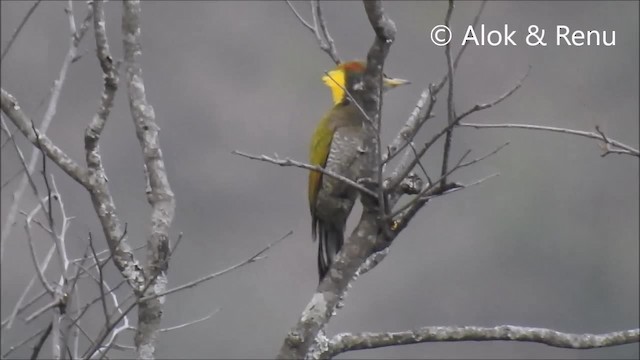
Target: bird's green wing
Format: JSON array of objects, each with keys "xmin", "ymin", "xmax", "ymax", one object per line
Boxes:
[{"xmin": 308, "ymin": 115, "xmax": 335, "ymax": 211}]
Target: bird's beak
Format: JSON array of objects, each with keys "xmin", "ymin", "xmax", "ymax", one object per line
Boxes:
[{"xmin": 383, "ymin": 77, "xmax": 411, "ymax": 89}]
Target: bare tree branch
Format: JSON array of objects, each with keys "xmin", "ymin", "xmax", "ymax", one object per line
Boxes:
[
  {"xmin": 67, "ymin": 278, "xmax": 128, "ymax": 337},
  {"xmin": 2, "ymin": 289, "xmax": 48, "ymax": 329},
  {"xmin": 83, "ymin": 0, "xmax": 145, "ymax": 292},
  {"xmin": 3, "ymin": 4, "xmax": 147, "ymax": 358},
  {"xmin": 84, "ymin": 230, "xmax": 258, "ymax": 359},
  {"xmin": 122, "ymin": 1, "xmax": 177, "ymax": 357},
  {"xmin": 408, "ymin": 141, "xmax": 431, "ymax": 185},
  {"xmin": 0, "ymin": 3, "xmax": 92, "ymax": 262},
  {"xmin": 24, "ymin": 299, "xmax": 62, "ymax": 326},
  {"xmin": 89, "ymin": 318, "xmax": 132, "ymax": 360},
  {"xmin": 77, "ymin": 255, "xmax": 134, "ymax": 359},
  {"xmin": 49, "ymin": 175, "xmax": 72, "ymax": 284},
  {"xmin": 385, "ymin": 66, "xmax": 529, "ymax": 198},
  {"xmin": 0, "ymin": 90, "xmax": 90, "ymax": 186},
  {"xmin": 382, "ymin": 84, "xmax": 436, "ymax": 165},
  {"xmin": 389, "ymin": 142, "xmax": 508, "ymax": 220},
  {"xmin": 1, "ymin": 117, "xmax": 58, "ymax": 329},
  {"xmin": 24, "ymin": 210, "xmax": 55, "ymax": 296},
  {"xmin": 8, "ymin": 84, "xmax": 76, "ymax": 360},
  {"xmin": 82, "ymin": 232, "xmax": 185, "ymax": 360},
  {"xmin": 459, "ymin": 122, "xmax": 639, "ymax": 157},
  {"xmin": 383, "ymin": 0, "xmax": 486, "ymax": 167},
  {"xmin": 63, "ymin": 247, "xmax": 91, "ymax": 360},
  {"xmin": 321, "ymin": 325, "xmax": 640, "ymax": 358},
  {"xmin": 311, "ymin": 0, "xmax": 340, "ymax": 65}
]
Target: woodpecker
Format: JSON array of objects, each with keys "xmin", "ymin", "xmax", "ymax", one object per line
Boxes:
[{"xmin": 308, "ymin": 60, "xmax": 409, "ymax": 282}]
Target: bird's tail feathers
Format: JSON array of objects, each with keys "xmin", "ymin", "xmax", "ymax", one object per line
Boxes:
[{"xmin": 315, "ymin": 219, "xmax": 344, "ymax": 283}]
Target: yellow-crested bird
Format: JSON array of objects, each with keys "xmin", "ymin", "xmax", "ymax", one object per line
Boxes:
[{"xmin": 308, "ymin": 60, "xmax": 409, "ymax": 282}]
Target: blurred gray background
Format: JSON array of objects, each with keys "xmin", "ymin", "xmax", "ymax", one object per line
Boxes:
[{"xmin": 1, "ymin": 1, "xmax": 638, "ymax": 358}]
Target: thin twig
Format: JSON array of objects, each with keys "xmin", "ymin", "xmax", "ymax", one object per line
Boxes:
[
  {"xmin": 4, "ymin": 118, "xmax": 58, "ymax": 328},
  {"xmin": 24, "ymin": 298, "xmax": 63, "ymax": 324},
  {"xmin": 159, "ymin": 308, "xmax": 221, "ymax": 333},
  {"xmin": 309, "ymin": 0, "xmax": 341, "ymax": 64},
  {"xmin": 67, "ymin": 278, "xmax": 128, "ymax": 334},
  {"xmin": 11, "ymin": 124, "xmax": 71, "ymax": 306},
  {"xmin": 385, "ymin": 109, "xmax": 463, "ymax": 192},
  {"xmin": 0, "ymin": 4, "xmax": 93, "ymax": 262},
  {"xmin": 1, "ymin": 168, "xmax": 25, "ymax": 189},
  {"xmin": 1, "ymin": 323, "xmax": 48, "ymax": 358},
  {"xmin": 384, "ymin": 0, "xmax": 486, "ymax": 167},
  {"xmin": 408, "ymin": 141, "xmax": 431, "ymax": 185},
  {"xmin": 72, "ymin": 321, "xmax": 98, "ymax": 354},
  {"xmin": 33, "ymin": 127, "xmax": 70, "ymax": 284},
  {"xmin": 2, "ymin": 289, "xmax": 48, "ymax": 329},
  {"xmin": 0, "ymin": 0, "xmax": 43, "ymax": 61},
  {"xmin": 140, "ymin": 231, "xmax": 292, "ymax": 302},
  {"xmin": 386, "ymin": 66, "xmax": 529, "ymax": 193},
  {"xmin": 440, "ymin": 0, "xmax": 456, "ymax": 185},
  {"xmin": 232, "ymin": 150, "xmax": 377, "ymax": 198},
  {"xmin": 382, "ymin": 84, "xmax": 436, "ymax": 165},
  {"xmin": 88, "ymin": 232, "xmax": 110, "ymax": 328},
  {"xmin": 459, "ymin": 172, "xmax": 499, "ymax": 189},
  {"xmin": 452, "ymin": 1, "xmax": 486, "ymax": 72},
  {"xmin": 84, "ymin": 230, "xmax": 283, "ymax": 359},
  {"xmin": 459, "ymin": 122, "xmax": 639, "ymax": 157},
  {"xmin": 25, "ymin": 214, "xmax": 55, "ymax": 295},
  {"xmin": 390, "ymin": 142, "xmax": 508, "ymax": 219},
  {"xmin": 457, "ymin": 142, "xmax": 510, "ymax": 170},
  {"xmin": 323, "ymin": 70, "xmax": 375, "ymax": 128},
  {"xmin": 434, "ymin": 0, "xmax": 487, "ymax": 93},
  {"xmin": 30, "ymin": 322, "xmax": 53, "ymax": 360},
  {"xmin": 456, "ymin": 66, "xmax": 531, "ymax": 122},
  {"xmin": 66, "ymin": 249, "xmax": 89, "ymax": 360},
  {"xmin": 389, "ymin": 149, "xmax": 470, "ymax": 219},
  {"xmin": 284, "ymin": 0, "xmax": 314, "ymax": 32},
  {"xmin": 312, "ymin": 0, "xmax": 340, "ymax": 65}
]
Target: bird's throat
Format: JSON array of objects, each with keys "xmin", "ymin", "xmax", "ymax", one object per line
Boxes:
[{"xmin": 322, "ymin": 68, "xmax": 348, "ymax": 105}]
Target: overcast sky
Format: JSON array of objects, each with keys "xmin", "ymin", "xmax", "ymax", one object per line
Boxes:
[{"xmin": 1, "ymin": 1, "xmax": 638, "ymax": 359}]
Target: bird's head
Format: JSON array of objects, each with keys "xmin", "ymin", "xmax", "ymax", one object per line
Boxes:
[{"xmin": 322, "ymin": 60, "xmax": 410, "ymax": 105}]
